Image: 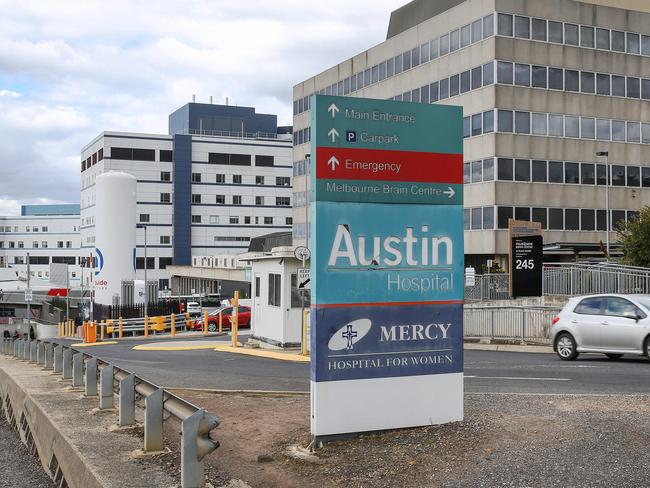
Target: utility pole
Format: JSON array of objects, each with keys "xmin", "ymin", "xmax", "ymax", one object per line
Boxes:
[
  {"xmin": 596, "ymin": 151, "xmax": 610, "ymax": 260},
  {"xmin": 26, "ymin": 252, "xmax": 31, "ymax": 331},
  {"xmin": 66, "ymin": 263, "xmax": 70, "ymax": 322},
  {"xmin": 142, "ymin": 225, "xmax": 148, "ymax": 318}
]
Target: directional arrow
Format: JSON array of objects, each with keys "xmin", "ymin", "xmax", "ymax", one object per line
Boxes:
[
  {"xmin": 299, "ymin": 278, "xmax": 311, "ymax": 289},
  {"xmin": 327, "ymin": 156, "xmax": 340, "ymax": 171},
  {"xmin": 328, "ymin": 127, "xmax": 339, "ymax": 143},
  {"xmin": 328, "ymin": 103, "xmax": 339, "ymax": 118},
  {"xmin": 444, "ymin": 187, "xmax": 456, "ymax": 199}
]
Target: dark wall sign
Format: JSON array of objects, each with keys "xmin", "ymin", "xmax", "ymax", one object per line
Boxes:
[{"xmin": 511, "ymin": 235, "xmax": 543, "ymax": 298}]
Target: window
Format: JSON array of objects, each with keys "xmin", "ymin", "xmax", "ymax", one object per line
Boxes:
[
  {"xmin": 464, "ymin": 209, "xmax": 470, "ymax": 230},
  {"xmin": 160, "ymin": 193, "xmax": 171, "ymax": 203},
  {"xmin": 514, "ymin": 111, "xmax": 530, "ymax": 134},
  {"xmin": 596, "ymin": 119, "xmax": 610, "ymax": 141},
  {"xmin": 581, "ymin": 163, "xmax": 595, "ymax": 184},
  {"xmin": 471, "ymin": 208, "xmax": 482, "ymax": 230},
  {"xmin": 276, "ymin": 197, "xmax": 290, "ymax": 206},
  {"xmin": 160, "ymin": 150, "xmax": 173, "ymax": 162},
  {"xmin": 497, "ymin": 207, "xmax": 513, "ymax": 229},
  {"xmin": 233, "ymin": 175, "xmax": 242, "ymax": 184},
  {"xmin": 209, "ymin": 215, "xmax": 219, "ymax": 224},
  {"xmin": 135, "ymin": 257, "xmax": 155, "ymax": 270},
  {"xmin": 514, "ymin": 64, "xmax": 530, "ymax": 86},
  {"xmin": 463, "ymin": 117, "xmax": 470, "ymax": 138},
  {"xmin": 574, "ymin": 297, "xmax": 603, "ymax": 315},
  {"xmin": 549, "ymin": 208, "xmax": 563, "ymax": 230},
  {"xmin": 216, "ymin": 174, "xmax": 225, "ymax": 183},
  {"xmin": 139, "ymin": 214, "xmax": 150, "ymax": 223},
  {"xmin": 605, "ymin": 297, "xmax": 645, "ymax": 318},
  {"xmin": 191, "ymin": 194, "xmax": 201, "ymax": 204},
  {"xmin": 596, "ymin": 28, "xmax": 610, "ymax": 50},
  {"xmin": 580, "ymin": 72, "xmax": 595, "ymax": 94},
  {"xmin": 255, "ymin": 155, "xmax": 274, "ymax": 167},
  {"xmin": 642, "ymin": 79, "xmax": 650, "ymax": 100},
  {"xmin": 514, "ymin": 159, "xmax": 530, "ymax": 181},
  {"xmin": 611, "ymin": 30, "xmax": 625, "ymax": 52},
  {"xmin": 430, "ymin": 39, "xmax": 439, "ymax": 60},
  {"xmin": 483, "ymin": 14, "xmax": 494, "ymax": 38},
  {"xmin": 627, "ymin": 122, "xmax": 641, "ymax": 143},
  {"xmin": 464, "ymin": 163, "xmax": 470, "ymax": 184},
  {"xmin": 483, "ymin": 158, "xmax": 494, "ymax": 181},
  {"xmin": 565, "ymin": 23, "xmax": 579, "ymax": 46},
  {"xmin": 471, "ymin": 160, "xmax": 482, "ymax": 183},
  {"xmin": 256, "ymin": 176, "xmax": 265, "ymax": 185},
  {"xmin": 548, "ymin": 68, "xmax": 563, "ymax": 90},
  {"xmin": 580, "ymin": 26, "xmax": 594, "ymax": 48},
  {"xmin": 532, "ymin": 160, "xmax": 547, "ymax": 182},
  {"xmin": 642, "ymin": 167, "xmax": 650, "ymax": 188},
  {"xmin": 565, "ymin": 162, "xmax": 579, "ymax": 184},
  {"xmin": 232, "ymin": 195, "xmax": 241, "ymax": 205},
  {"xmin": 565, "ymin": 116, "xmax": 580, "ymax": 138},
  {"xmin": 581, "ymin": 118, "xmax": 595, "ymax": 139},
  {"xmin": 403, "ymin": 49, "xmax": 412, "ymax": 70},
  {"xmin": 531, "ymin": 18, "xmax": 546, "ymax": 41},
  {"xmin": 255, "ymin": 196, "xmax": 264, "ymax": 206},
  {"xmin": 627, "ymin": 33, "xmax": 640, "ymax": 54},
  {"xmin": 612, "ymin": 75, "xmax": 626, "ymax": 97},
  {"xmin": 160, "ymin": 171, "xmax": 171, "ymax": 182},
  {"xmin": 498, "ymin": 158, "xmax": 513, "ymax": 180},
  {"xmin": 531, "ymin": 113, "xmax": 547, "ymax": 135},
  {"xmin": 483, "ymin": 111, "xmax": 494, "ymax": 133},
  {"xmin": 549, "ymin": 114, "xmax": 564, "ymax": 136},
  {"xmin": 596, "ymin": 74, "xmax": 610, "ymax": 95},
  {"xmin": 580, "ymin": 209, "xmax": 595, "ymax": 231},
  {"xmin": 612, "ymin": 210, "xmax": 626, "ymax": 230},
  {"xmin": 627, "ymin": 77, "xmax": 641, "ymax": 98},
  {"xmin": 627, "ymin": 166, "xmax": 640, "ymax": 187},
  {"xmin": 461, "ymin": 24, "xmax": 471, "ymax": 48},
  {"xmin": 514, "ymin": 16, "xmax": 530, "ymax": 39},
  {"xmin": 483, "ymin": 62, "xmax": 494, "ymax": 85},
  {"xmin": 57, "ymin": 241, "xmax": 63, "ymax": 248},
  {"xmin": 461, "ymin": 70, "xmax": 471, "ymax": 93},
  {"xmin": 268, "ymin": 273, "xmax": 281, "ymax": 307},
  {"xmin": 497, "ymin": 61, "xmax": 513, "ymax": 84},
  {"xmin": 276, "ymin": 176, "xmax": 290, "ymax": 186},
  {"xmin": 471, "ymin": 114, "xmax": 482, "ymax": 136},
  {"xmin": 549, "ymin": 161, "xmax": 564, "ymax": 183},
  {"xmin": 230, "ymin": 216, "xmax": 239, "ymax": 224},
  {"xmin": 497, "ymin": 13, "xmax": 513, "ymax": 36},
  {"xmin": 160, "ymin": 236, "xmax": 171, "ymax": 245},
  {"xmin": 216, "ymin": 195, "xmax": 225, "ymax": 204},
  {"xmin": 643, "ymin": 35, "xmax": 650, "ymax": 56},
  {"xmin": 439, "ymin": 78, "xmax": 449, "ymax": 100},
  {"xmin": 532, "ymin": 66, "xmax": 547, "ymax": 88},
  {"xmin": 471, "ymin": 19, "xmax": 482, "ymax": 43},
  {"xmin": 191, "ymin": 215, "xmax": 201, "ymax": 223},
  {"xmin": 498, "ymin": 110, "xmax": 513, "ymax": 132},
  {"xmin": 264, "ymin": 217, "xmax": 273, "ymax": 225},
  {"xmin": 532, "ymin": 208, "xmax": 547, "ymax": 229},
  {"xmin": 191, "ymin": 173, "xmax": 201, "ymax": 183},
  {"xmin": 450, "ymin": 29, "xmax": 460, "ymax": 52},
  {"xmin": 439, "ymin": 34, "xmax": 449, "ymax": 56},
  {"xmin": 549, "ymin": 21, "xmax": 563, "ymax": 43},
  {"xmin": 611, "ymin": 165, "xmax": 625, "ymax": 186},
  {"xmin": 597, "ymin": 164, "xmax": 607, "ymax": 185},
  {"xmin": 565, "ymin": 70, "xmax": 579, "ymax": 91},
  {"xmin": 483, "ymin": 207, "xmax": 494, "ymax": 229},
  {"xmin": 515, "ymin": 207, "xmax": 530, "ymax": 221},
  {"xmin": 450, "ymin": 74, "xmax": 460, "ymax": 97}
]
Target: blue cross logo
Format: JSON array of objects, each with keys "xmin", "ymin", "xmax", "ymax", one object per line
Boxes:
[{"xmin": 341, "ymin": 323, "xmax": 358, "ymax": 350}]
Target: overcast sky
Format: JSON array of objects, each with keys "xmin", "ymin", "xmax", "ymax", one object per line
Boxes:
[{"xmin": 0, "ymin": 0, "xmax": 405, "ymax": 216}]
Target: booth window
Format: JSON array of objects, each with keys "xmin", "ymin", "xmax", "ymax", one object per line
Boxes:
[
  {"xmin": 268, "ymin": 273, "xmax": 281, "ymax": 307},
  {"xmin": 290, "ymin": 274, "xmax": 311, "ymax": 308}
]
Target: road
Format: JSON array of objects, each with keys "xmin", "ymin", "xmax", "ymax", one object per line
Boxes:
[{"xmin": 53, "ymin": 336, "xmax": 650, "ymax": 394}]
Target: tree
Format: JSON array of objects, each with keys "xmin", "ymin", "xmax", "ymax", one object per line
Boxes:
[{"xmin": 616, "ymin": 206, "xmax": 650, "ymax": 267}]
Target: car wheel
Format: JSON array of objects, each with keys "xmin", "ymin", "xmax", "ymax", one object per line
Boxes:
[
  {"xmin": 605, "ymin": 353, "xmax": 623, "ymax": 360},
  {"xmin": 644, "ymin": 336, "xmax": 650, "ymax": 358},
  {"xmin": 555, "ymin": 333, "xmax": 578, "ymax": 361},
  {"xmin": 208, "ymin": 323, "xmax": 217, "ymax": 333}
]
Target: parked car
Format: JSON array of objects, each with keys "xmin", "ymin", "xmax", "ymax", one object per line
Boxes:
[
  {"xmin": 186, "ymin": 301, "xmax": 201, "ymax": 316},
  {"xmin": 193, "ymin": 306, "xmax": 252, "ymax": 332},
  {"xmin": 550, "ymin": 294, "xmax": 650, "ymax": 361}
]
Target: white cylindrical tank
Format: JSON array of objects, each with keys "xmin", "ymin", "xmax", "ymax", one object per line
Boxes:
[{"xmin": 94, "ymin": 172, "xmax": 137, "ymax": 305}]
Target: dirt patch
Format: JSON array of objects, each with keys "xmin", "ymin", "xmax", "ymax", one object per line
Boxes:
[{"xmin": 162, "ymin": 391, "xmax": 650, "ymax": 488}]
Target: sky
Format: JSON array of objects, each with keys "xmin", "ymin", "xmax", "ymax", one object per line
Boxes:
[{"xmin": 0, "ymin": 0, "xmax": 406, "ymax": 216}]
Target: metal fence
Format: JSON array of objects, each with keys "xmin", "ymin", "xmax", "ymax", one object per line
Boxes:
[
  {"xmin": 0, "ymin": 337, "xmax": 219, "ymax": 488},
  {"xmin": 464, "ymin": 274, "xmax": 510, "ymax": 301},
  {"xmin": 94, "ymin": 300, "xmax": 182, "ymax": 320},
  {"xmin": 464, "ymin": 306, "xmax": 561, "ymax": 344}
]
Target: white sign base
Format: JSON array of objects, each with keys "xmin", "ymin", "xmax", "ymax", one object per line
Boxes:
[{"xmin": 311, "ymin": 373, "xmax": 463, "ymax": 437}]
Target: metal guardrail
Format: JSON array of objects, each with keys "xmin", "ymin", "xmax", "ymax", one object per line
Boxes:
[
  {"xmin": 464, "ymin": 306, "xmax": 561, "ymax": 344},
  {"xmin": 0, "ymin": 337, "xmax": 219, "ymax": 488}
]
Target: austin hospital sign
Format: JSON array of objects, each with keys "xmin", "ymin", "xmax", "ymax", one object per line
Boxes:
[{"xmin": 310, "ymin": 95, "xmax": 464, "ymax": 438}]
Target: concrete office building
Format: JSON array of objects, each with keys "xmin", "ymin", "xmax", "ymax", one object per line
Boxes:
[
  {"xmin": 81, "ymin": 102, "xmax": 293, "ymax": 291},
  {"xmin": 292, "ymin": 0, "xmax": 650, "ymax": 268},
  {"xmin": 0, "ymin": 204, "xmax": 82, "ymax": 285}
]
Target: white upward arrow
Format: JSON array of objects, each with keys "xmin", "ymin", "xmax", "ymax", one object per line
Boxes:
[
  {"xmin": 444, "ymin": 187, "xmax": 456, "ymax": 198},
  {"xmin": 328, "ymin": 156, "xmax": 340, "ymax": 171},
  {"xmin": 328, "ymin": 103, "xmax": 339, "ymax": 118},
  {"xmin": 328, "ymin": 127, "xmax": 339, "ymax": 142}
]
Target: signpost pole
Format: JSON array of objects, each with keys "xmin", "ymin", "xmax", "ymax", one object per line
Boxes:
[
  {"xmin": 26, "ymin": 252, "xmax": 31, "ymax": 331},
  {"xmin": 66, "ymin": 264, "xmax": 70, "ymax": 323}
]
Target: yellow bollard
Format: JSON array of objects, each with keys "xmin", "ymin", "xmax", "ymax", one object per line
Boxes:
[
  {"xmin": 119, "ymin": 317, "xmax": 123, "ymax": 339},
  {"xmin": 144, "ymin": 316, "xmax": 149, "ymax": 337},
  {"xmin": 100, "ymin": 320, "xmax": 105, "ymax": 341},
  {"xmin": 218, "ymin": 312, "xmax": 223, "ymax": 334},
  {"xmin": 301, "ymin": 309, "xmax": 309, "ymax": 356},
  {"xmin": 231, "ymin": 291, "xmax": 239, "ymax": 347},
  {"xmin": 171, "ymin": 313, "xmax": 176, "ymax": 337},
  {"xmin": 58, "ymin": 322, "xmax": 62, "ymax": 337},
  {"xmin": 185, "ymin": 312, "xmax": 190, "ymax": 330},
  {"xmin": 203, "ymin": 310, "xmax": 209, "ymax": 336},
  {"xmin": 69, "ymin": 320, "xmax": 73, "ymax": 337}
]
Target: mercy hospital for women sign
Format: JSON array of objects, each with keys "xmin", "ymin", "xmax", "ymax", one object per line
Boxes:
[{"xmin": 310, "ymin": 95, "xmax": 464, "ymax": 438}]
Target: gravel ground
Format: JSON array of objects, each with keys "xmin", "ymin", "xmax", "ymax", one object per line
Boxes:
[{"xmin": 0, "ymin": 416, "xmax": 54, "ymax": 488}]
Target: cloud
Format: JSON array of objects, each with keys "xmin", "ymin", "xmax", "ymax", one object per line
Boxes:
[{"xmin": 0, "ymin": 0, "xmax": 406, "ymax": 214}]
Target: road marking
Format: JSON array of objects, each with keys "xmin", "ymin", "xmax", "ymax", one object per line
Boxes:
[
  {"xmin": 213, "ymin": 344, "xmax": 310, "ymax": 362},
  {"xmin": 70, "ymin": 341, "xmax": 118, "ymax": 347},
  {"xmin": 465, "ymin": 376, "xmax": 571, "ymax": 381}
]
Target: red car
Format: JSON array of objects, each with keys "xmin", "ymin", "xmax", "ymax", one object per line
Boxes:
[{"xmin": 193, "ymin": 306, "xmax": 251, "ymax": 332}]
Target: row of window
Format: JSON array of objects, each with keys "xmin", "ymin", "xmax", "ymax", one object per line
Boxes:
[
  {"xmin": 81, "ymin": 148, "xmax": 104, "ymax": 172},
  {"xmin": 293, "ymin": 13, "xmax": 495, "ymax": 115},
  {"xmin": 464, "ymin": 158, "xmax": 650, "ymax": 188},
  {"xmin": 1, "ymin": 225, "xmax": 49, "ymax": 233},
  {"xmin": 293, "ymin": 127, "xmax": 311, "ymax": 146},
  {"xmin": 189, "ymin": 194, "xmax": 290, "ymax": 206},
  {"xmin": 464, "ymin": 206, "xmax": 638, "ymax": 231},
  {"xmin": 207, "ymin": 153, "xmax": 275, "ymax": 167},
  {"xmin": 463, "ymin": 109, "xmax": 650, "ymax": 144},
  {"xmin": 495, "ymin": 60, "xmax": 650, "ymax": 100},
  {"xmin": 189, "ymin": 215, "xmax": 292, "ymax": 226},
  {"xmin": 135, "ymin": 257, "xmax": 173, "ymax": 270},
  {"xmin": 0, "ymin": 240, "xmax": 74, "ymax": 249},
  {"xmin": 10, "ymin": 255, "xmax": 78, "ymax": 265},
  {"xmin": 189, "ymin": 173, "xmax": 290, "ymax": 186},
  {"xmin": 293, "ymin": 159, "xmax": 311, "ymax": 177},
  {"xmin": 496, "ymin": 12, "xmax": 650, "ymax": 57}
]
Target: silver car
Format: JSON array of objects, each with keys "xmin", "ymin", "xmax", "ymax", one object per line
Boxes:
[{"xmin": 550, "ymin": 294, "xmax": 650, "ymax": 361}]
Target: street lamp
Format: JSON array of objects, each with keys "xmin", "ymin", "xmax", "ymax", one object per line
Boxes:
[
  {"xmin": 137, "ymin": 224, "xmax": 148, "ymax": 318},
  {"xmin": 596, "ymin": 151, "xmax": 609, "ymax": 260}
]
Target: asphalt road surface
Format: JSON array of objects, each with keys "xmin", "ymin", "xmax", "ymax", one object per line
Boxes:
[{"xmin": 52, "ymin": 336, "xmax": 650, "ymax": 395}]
